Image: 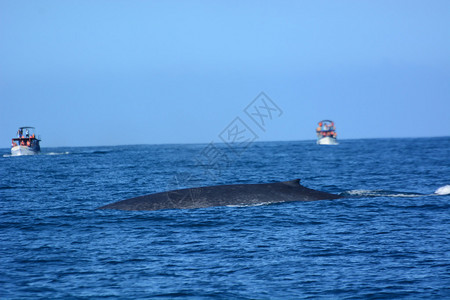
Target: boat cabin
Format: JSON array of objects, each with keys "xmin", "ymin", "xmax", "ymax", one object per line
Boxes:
[
  {"xmin": 11, "ymin": 127, "xmax": 41, "ymax": 148},
  {"xmin": 316, "ymin": 120, "xmax": 337, "ymax": 138}
]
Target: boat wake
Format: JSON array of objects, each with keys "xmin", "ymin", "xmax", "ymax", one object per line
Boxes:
[
  {"xmin": 44, "ymin": 152, "xmax": 70, "ymax": 156},
  {"xmin": 3, "ymin": 151, "xmax": 70, "ymax": 157}
]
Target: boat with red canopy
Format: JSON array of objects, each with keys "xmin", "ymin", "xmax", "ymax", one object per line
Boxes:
[
  {"xmin": 316, "ymin": 120, "xmax": 338, "ymax": 145},
  {"xmin": 11, "ymin": 127, "xmax": 41, "ymax": 155}
]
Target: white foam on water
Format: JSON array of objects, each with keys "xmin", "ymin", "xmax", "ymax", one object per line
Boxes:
[
  {"xmin": 383, "ymin": 193, "xmax": 423, "ymax": 198},
  {"xmin": 45, "ymin": 152, "xmax": 70, "ymax": 156},
  {"xmin": 3, "ymin": 152, "xmax": 70, "ymax": 157},
  {"xmin": 344, "ymin": 190, "xmax": 380, "ymax": 197},
  {"xmin": 226, "ymin": 202, "xmax": 274, "ymax": 208},
  {"xmin": 435, "ymin": 185, "xmax": 450, "ymax": 195},
  {"xmin": 342, "ymin": 190, "xmax": 423, "ymax": 198}
]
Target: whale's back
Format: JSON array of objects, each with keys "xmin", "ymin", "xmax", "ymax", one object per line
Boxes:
[{"xmin": 98, "ymin": 179, "xmax": 341, "ymax": 211}]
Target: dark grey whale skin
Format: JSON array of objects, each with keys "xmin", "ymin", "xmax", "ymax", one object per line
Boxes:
[{"xmin": 98, "ymin": 179, "xmax": 342, "ymax": 211}]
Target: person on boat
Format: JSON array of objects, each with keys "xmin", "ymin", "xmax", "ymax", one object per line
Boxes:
[
  {"xmin": 317, "ymin": 123, "xmax": 323, "ymax": 137},
  {"xmin": 26, "ymin": 129, "xmax": 29, "ymax": 138},
  {"xmin": 11, "ymin": 140, "xmax": 17, "ymax": 147},
  {"xmin": 20, "ymin": 140, "xmax": 25, "ymax": 146},
  {"xmin": 27, "ymin": 140, "xmax": 31, "ymax": 146}
]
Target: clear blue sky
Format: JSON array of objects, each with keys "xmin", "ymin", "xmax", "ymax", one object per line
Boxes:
[{"xmin": 1, "ymin": 0, "xmax": 449, "ymax": 147}]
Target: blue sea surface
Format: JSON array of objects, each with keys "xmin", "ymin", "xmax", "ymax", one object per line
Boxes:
[{"xmin": 1, "ymin": 138, "xmax": 450, "ymax": 299}]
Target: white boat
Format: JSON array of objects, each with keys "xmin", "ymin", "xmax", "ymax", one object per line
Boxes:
[
  {"xmin": 317, "ymin": 136, "xmax": 338, "ymax": 145},
  {"xmin": 316, "ymin": 120, "xmax": 338, "ymax": 145},
  {"xmin": 11, "ymin": 127, "xmax": 41, "ymax": 156}
]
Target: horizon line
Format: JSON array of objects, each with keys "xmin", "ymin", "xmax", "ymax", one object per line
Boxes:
[{"xmin": 2, "ymin": 135, "xmax": 449, "ymax": 150}]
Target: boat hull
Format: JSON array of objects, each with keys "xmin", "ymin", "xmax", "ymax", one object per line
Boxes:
[
  {"xmin": 317, "ymin": 136, "xmax": 339, "ymax": 145},
  {"xmin": 11, "ymin": 145, "xmax": 40, "ymax": 156}
]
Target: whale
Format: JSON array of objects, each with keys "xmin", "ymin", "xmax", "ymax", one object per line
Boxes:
[{"xmin": 98, "ymin": 179, "xmax": 342, "ymax": 211}]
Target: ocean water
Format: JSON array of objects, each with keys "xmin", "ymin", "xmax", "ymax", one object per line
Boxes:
[{"xmin": 1, "ymin": 137, "xmax": 450, "ymax": 299}]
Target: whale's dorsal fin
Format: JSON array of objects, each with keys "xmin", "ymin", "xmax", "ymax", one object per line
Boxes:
[{"xmin": 282, "ymin": 179, "xmax": 301, "ymax": 187}]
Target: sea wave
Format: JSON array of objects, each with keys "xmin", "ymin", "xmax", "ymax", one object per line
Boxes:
[{"xmin": 0, "ymin": 185, "xmax": 14, "ymax": 190}]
